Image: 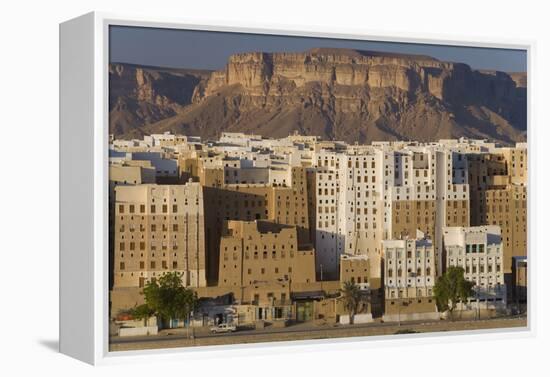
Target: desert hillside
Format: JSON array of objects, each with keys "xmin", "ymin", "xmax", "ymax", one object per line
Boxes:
[{"xmin": 109, "ymin": 48, "xmax": 527, "ymax": 144}]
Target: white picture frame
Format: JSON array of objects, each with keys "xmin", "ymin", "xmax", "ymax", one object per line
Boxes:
[{"xmin": 59, "ymin": 11, "xmax": 535, "ymax": 365}]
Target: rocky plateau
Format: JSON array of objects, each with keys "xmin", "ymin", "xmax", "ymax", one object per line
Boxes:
[{"xmin": 109, "ymin": 48, "xmax": 527, "ymax": 144}]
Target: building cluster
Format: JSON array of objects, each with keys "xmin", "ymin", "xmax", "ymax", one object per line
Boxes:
[{"xmin": 109, "ymin": 132, "xmax": 527, "ymax": 327}]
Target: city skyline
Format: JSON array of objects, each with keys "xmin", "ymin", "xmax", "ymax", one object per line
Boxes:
[{"xmin": 108, "ymin": 131, "xmax": 527, "ymax": 350}]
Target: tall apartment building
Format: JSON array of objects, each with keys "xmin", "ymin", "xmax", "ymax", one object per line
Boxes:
[
  {"xmin": 113, "ymin": 183, "xmax": 207, "ymax": 289},
  {"xmin": 314, "ymin": 144, "xmax": 470, "ymax": 282},
  {"xmin": 217, "ymin": 220, "xmax": 316, "ymax": 300},
  {"xmin": 314, "ymin": 149, "xmax": 384, "ymax": 281},
  {"xmin": 108, "ymin": 162, "xmax": 157, "ymax": 288},
  {"xmin": 467, "ymin": 144, "xmax": 527, "ymax": 287},
  {"xmin": 443, "ymin": 226, "xmax": 506, "ymax": 309},
  {"xmin": 198, "ymin": 163, "xmax": 311, "ymax": 284},
  {"xmin": 217, "ymin": 220, "xmax": 316, "ymax": 321},
  {"xmin": 382, "ymin": 236, "xmax": 438, "ymax": 321}
]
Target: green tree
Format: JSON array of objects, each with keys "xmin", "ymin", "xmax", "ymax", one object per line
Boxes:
[
  {"xmin": 341, "ymin": 281, "xmax": 364, "ymax": 324},
  {"xmin": 129, "ymin": 304, "xmax": 155, "ymax": 327},
  {"xmin": 433, "ymin": 266, "xmax": 475, "ymax": 321},
  {"xmin": 141, "ymin": 272, "xmax": 197, "ymax": 328}
]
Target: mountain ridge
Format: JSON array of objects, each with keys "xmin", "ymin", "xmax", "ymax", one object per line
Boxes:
[{"xmin": 109, "ymin": 48, "xmax": 527, "ymax": 144}]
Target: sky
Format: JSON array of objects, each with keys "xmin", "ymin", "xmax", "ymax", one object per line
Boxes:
[{"xmin": 109, "ymin": 25, "xmax": 527, "ymax": 73}]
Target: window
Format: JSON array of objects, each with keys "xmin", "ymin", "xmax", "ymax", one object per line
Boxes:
[{"xmin": 119, "ymin": 262, "xmax": 125, "ymax": 270}]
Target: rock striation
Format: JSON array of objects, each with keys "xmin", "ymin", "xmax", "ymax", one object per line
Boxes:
[{"xmin": 110, "ymin": 48, "xmax": 527, "ymax": 144}]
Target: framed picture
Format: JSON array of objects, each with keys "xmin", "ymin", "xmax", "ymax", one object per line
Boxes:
[{"xmin": 60, "ymin": 12, "xmax": 532, "ymax": 365}]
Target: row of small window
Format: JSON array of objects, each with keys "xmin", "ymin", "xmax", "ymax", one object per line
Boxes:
[
  {"xmin": 346, "ymin": 276, "xmax": 368, "ymax": 284},
  {"xmin": 394, "ymin": 194, "xmax": 439, "ymax": 201},
  {"xmin": 318, "ymin": 206, "xmax": 336, "ymax": 214},
  {"xmin": 351, "ymin": 222, "xmax": 378, "ymax": 230},
  {"xmin": 347, "ymin": 160, "xmax": 376, "ymax": 169},
  {"xmin": 119, "ymin": 261, "xmax": 178, "ymax": 270},
  {"xmin": 457, "ymin": 264, "xmax": 501, "ymax": 273},
  {"xmin": 119, "ymin": 224, "xmax": 182, "ymax": 232},
  {"xmin": 119, "ymin": 242, "xmax": 183, "ymax": 251},
  {"xmin": 342, "ymin": 231, "xmax": 379, "ymax": 241},
  {"xmin": 318, "ymin": 173, "xmax": 340, "ymax": 182},
  {"xmin": 318, "ymin": 188, "xmax": 338, "ymax": 196},
  {"xmin": 118, "ymin": 204, "xmax": 197, "ymax": 214},
  {"xmin": 251, "ymin": 292, "xmax": 288, "ymax": 304},
  {"xmin": 223, "ymin": 265, "xmax": 293, "ymax": 275},
  {"xmin": 387, "ymin": 259, "xmax": 432, "ymax": 266},
  {"xmin": 387, "ymin": 277, "xmax": 432, "ymax": 286},
  {"xmin": 388, "ymin": 291, "xmax": 433, "ymax": 299},
  {"xmin": 394, "ymin": 170, "xmax": 433, "ymax": 179},
  {"xmin": 395, "ymin": 216, "xmax": 437, "ymax": 224},
  {"xmin": 386, "ymin": 250, "xmax": 431, "ymax": 259},
  {"xmin": 484, "ymin": 204, "xmax": 527, "ymax": 211},
  {"xmin": 351, "ymin": 175, "xmax": 377, "ymax": 183},
  {"xmin": 224, "ymin": 249, "xmax": 295, "ymax": 260},
  {"xmin": 236, "ymin": 200, "xmax": 264, "ymax": 207},
  {"xmin": 387, "ymin": 268, "xmax": 431, "ymax": 278},
  {"xmin": 395, "ymin": 202, "xmax": 435, "ymax": 210},
  {"xmin": 120, "ymin": 252, "xmax": 176, "ymax": 258},
  {"xmin": 445, "ymin": 216, "xmax": 468, "ymax": 223},
  {"xmin": 465, "ymin": 244, "xmax": 485, "ymax": 253}
]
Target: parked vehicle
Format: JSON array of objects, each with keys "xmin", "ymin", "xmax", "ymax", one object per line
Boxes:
[{"xmin": 210, "ymin": 323, "xmax": 237, "ymax": 333}]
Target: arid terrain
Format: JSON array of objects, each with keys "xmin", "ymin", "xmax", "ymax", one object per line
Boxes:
[{"xmin": 110, "ymin": 48, "xmax": 527, "ymax": 144}]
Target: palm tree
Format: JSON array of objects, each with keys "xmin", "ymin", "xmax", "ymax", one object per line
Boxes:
[{"xmin": 341, "ymin": 281, "xmax": 363, "ymax": 324}]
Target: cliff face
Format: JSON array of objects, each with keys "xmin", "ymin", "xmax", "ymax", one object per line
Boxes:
[
  {"xmin": 110, "ymin": 48, "xmax": 527, "ymax": 144},
  {"xmin": 109, "ymin": 63, "xmax": 211, "ymax": 138}
]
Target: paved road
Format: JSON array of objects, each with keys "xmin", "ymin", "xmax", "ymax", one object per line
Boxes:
[{"xmin": 109, "ymin": 314, "xmax": 527, "ymax": 351}]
